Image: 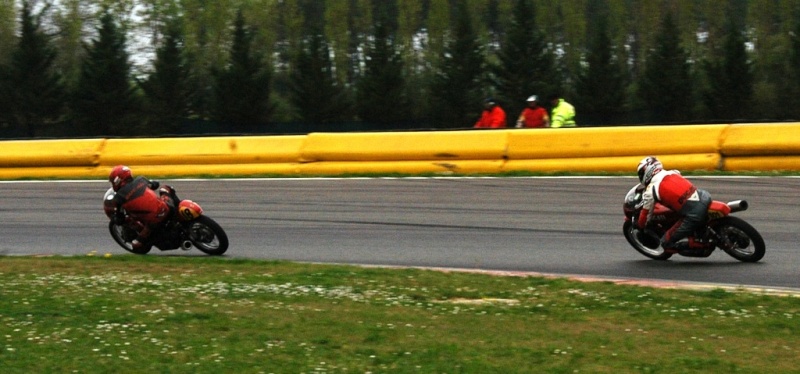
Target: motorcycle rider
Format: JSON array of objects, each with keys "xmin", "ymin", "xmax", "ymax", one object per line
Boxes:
[
  {"xmin": 635, "ymin": 156, "xmax": 712, "ymax": 253},
  {"xmin": 108, "ymin": 165, "xmax": 176, "ymax": 250}
]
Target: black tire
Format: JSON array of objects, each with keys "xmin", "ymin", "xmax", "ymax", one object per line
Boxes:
[
  {"xmin": 713, "ymin": 216, "xmax": 765, "ymax": 263},
  {"xmin": 188, "ymin": 215, "xmax": 229, "ymax": 256},
  {"xmin": 623, "ymin": 221, "xmax": 672, "ymax": 260},
  {"xmin": 108, "ymin": 221, "xmax": 151, "ymax": 255}
]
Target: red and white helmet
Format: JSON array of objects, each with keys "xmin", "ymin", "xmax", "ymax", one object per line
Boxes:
[
  {"xmin": 636, "ymin": 156, "xmax": 663, "ymax": 185},
  {"xmin": 109, "ymin": 165, "xmax": 133, "ymax": 191}
]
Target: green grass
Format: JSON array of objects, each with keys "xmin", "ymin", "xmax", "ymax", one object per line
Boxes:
[{"xmin": 0, "ymin": 256, "xmax": 798, "ymax": 373}]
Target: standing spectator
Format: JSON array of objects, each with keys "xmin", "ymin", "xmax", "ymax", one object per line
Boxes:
[
  {"xmin": 548, "ymin": 94, "xmax": 577, "ymax": 128},
  {"xmin": 515, "ymin": 95, "xmax": 550, "ymax": 128},
  {"xmin": 474, "ymin": 98, "xmax": 507, "ymax": 128}
]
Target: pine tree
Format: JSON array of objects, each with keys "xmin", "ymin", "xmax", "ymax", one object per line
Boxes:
[
  {"xmin": 574, "ymin": 13, "xmax": 627, "ymax": 126},
  {"xmin": 427, "ymin": 0, "xmax": 487, "ymax": 128},
  {"xmin": 780, "ymin": 8, "xmax": 800, "ymax": 120},
  {"xmin": 355, "ymin": 7, "xmax": 411, "ymax": 130},
  {"xmin": 638, "ymin": 12, "xmax": 693, "ymax": 124},
  {"xmin": 289, "ymin": 2, "xmax": 352, "ymax": 125},
  {"xmin": 492, "ymin": 0, "xmax": 556, "ymax": 124},
  {"xmin": 138, "ymin": 18, "xmax": 194, "ymax": 135},
  {"xmin": 0, "ymin": 1, "xmax": 65, "ymax": 138},
  {"xmin": 70, "ymin": 10, "xmax": 139, "ymax": 136},
  {"xmin": 702, "ymin": 15, "xmax": 753, "ymax": 121},
  {"xmin": 211, "ymin": 10, "xmax": 272, "ymax": 133}
]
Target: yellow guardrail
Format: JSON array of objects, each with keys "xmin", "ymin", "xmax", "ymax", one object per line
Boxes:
[{"xmin": 1, "ymin": 123, "xmax": 798, "ymax": 179}]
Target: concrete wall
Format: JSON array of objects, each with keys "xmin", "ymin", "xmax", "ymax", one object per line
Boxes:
[{"xmin": 2, "ymin": 123, "xmax": 798, "ymax": 179}]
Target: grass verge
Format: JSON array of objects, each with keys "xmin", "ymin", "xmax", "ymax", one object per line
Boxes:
[{"xmin": 1, "ymin": 256, "xmax": 798, "ymax": 373}]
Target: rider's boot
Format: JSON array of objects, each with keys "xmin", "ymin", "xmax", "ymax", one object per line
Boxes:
[
  {"xmin": 663, "ymin": 238, "xmax": 705, "ymax": 254},
  {"xmin": 132, "ymin": 226, "xmax": 152, "ymax": 250}
]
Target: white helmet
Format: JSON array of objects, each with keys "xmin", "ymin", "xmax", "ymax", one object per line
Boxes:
[
  {"xmin": 526, "ymin": 95, "xmax": 538, "ymax": 102},
  {"xmin": 637, "ymin": 156, "xmax": 663, "ymax": 184}
]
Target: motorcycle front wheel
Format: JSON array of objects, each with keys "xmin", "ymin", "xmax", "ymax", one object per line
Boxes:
[
  {"xmin": 188, "ymin": 216, "xmax": 229, "ymax": 256},
  {"xmin": 622, "ymin": 221, "xmax": 672, "ymax": 260},
  {"xmin": 713, "ymin": 216, "xmax": 765, "ymax": 263},
  {"xmin": 108, "ymin": 221, "xmax": 151, "ymax": 255}
]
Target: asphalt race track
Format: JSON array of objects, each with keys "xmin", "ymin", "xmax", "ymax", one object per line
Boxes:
[{"xmin": 1, "ymin": 177, "xmax": 797, "ymax": 290}]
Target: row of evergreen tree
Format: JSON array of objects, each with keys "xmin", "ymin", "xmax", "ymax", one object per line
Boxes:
[{"xmin": 1, "ymin": 0, "xmax": 799, "ymax": 139}]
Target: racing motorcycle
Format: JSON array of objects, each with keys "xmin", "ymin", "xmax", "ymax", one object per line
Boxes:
[
  {"xmin": 622, "ymin": 184, "xmax": 765, "ymax": 262},
  {"xmin": 103, "ymin": 186, "xmax": 229, "ymax": 255}
]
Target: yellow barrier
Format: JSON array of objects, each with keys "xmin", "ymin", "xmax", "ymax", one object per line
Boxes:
[
  {"xmin": 300, "ymin": 131, "xmax": 508, "ymax": 162},
  {"xmin": 504, "ymin": 154, "xmax": 720, "ymax": 173},
  {"xmin": 720, "ymin": 123, "xmax": 800, "ymax": 156},
  {"xmin": 723, "ymin": 156, "xmax": 800, "ymax": 171},
  {"xmin": 0, "ymin": 139, "xmax": 104, "ymax": 167},
  {"xmin": 0, "ymin": 166, "xmax": 104, "ymax": 179},
  {"xmin": 507, "ymin": 125, "xmax": 726, "ymax": 160},
  {"xmin": 0, "ymin": 123, "xmax": 798, "ymax": 179},
  {"xmin": 297, "ymin": 160, "xmax": 505, "ymax": 175},
  {"xmin": 99, "ymin": 136, "xmax": 305, "ymax": 166},
  {"xmin": 118, "ymin": 163, "xmax": 301, "ymax": 177}
]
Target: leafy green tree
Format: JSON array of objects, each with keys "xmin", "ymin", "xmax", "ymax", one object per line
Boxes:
[
  {"xmin": 355, "ymin": 7, "xmax": 411, "ymax": 129},
  {"xmin": 638, "ymin": 12, "xmax": 693, "ymax": 123},
  {"xmin": 325, "ymin": 0, "xmax": 371, "ymax": 85},
  {"xmin": 702, "ymin": 14, "xmax": 754, "ymax": 121},
  {"xmin": 211, "ymin": 9, "xmax": 272, "ymax": 133},
  {"xmin": 50, "ymin": 0, "xmax": 88, "ymax": 90},
  {"xmin": 288, "ymin": 1, "xmax": 352, "ymax": 125},
  {"xmin": 574, "ymin": 12, "xmax": 627, "ymax": 126},
  {"xmin": 492, "ymin": 0, "xmax": 556, "ymax": 124},
  {"xmin": 0, "ymin": 1, "xmax": 66, "ymax": 138},
  {"xmin": 427, "ymin": 0, "xmax": 487, "ymax": 128},
  {"xmin": 538, "ymin": 1, "xmax": 587, "ymax": 92},
  {"xmin": 138, "ymin": 18, "xmax": 194, "ymax": 135},
  {"xmin": 70, "ymin": 10, "xmax": 139, "ymax": 136}
]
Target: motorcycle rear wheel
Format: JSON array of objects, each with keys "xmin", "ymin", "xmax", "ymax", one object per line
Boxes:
[
  {"xmin": 188, "ymin": 216, "xmax": 229, "ymax": 256},
  {"xmin": 108, "ymin": 221, "xmax": 151, "ymax": 255},
  {"xmin": 622, "ymin": 221, "xmax": 672, "ymax": 260},
  {"xmin": 713, "ymin": 216, "xmax": 765, "ymax": 263}
]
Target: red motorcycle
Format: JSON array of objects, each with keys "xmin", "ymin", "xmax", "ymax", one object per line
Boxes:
[
  {"xmin": 103, "ymin": 186, "xmax": 229, "ymax": 255},
  {"xmin": 622, "ymin": 184, "xmax": 765, "ymax": 262}
]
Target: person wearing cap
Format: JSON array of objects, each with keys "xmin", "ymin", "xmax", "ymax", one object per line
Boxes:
[
  {"xmin": 547, "ymin": 93, "xmax": 576, "ymax": 128},
  {"xmin": 473, "ymin": 98, "xmax": 507, "ymax": 128},
  {"xmin": 515, "ymin": 95, "xmax": 550, "ymax": 128}
]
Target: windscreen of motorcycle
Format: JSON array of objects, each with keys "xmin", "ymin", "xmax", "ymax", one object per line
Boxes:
[
  {"xmin": 624, "ymin": 184, "xmax": 644, "ymax": 208},
  {"xmin": 103, "ymin": 188, "xmax": 116, "ymax": 218}
]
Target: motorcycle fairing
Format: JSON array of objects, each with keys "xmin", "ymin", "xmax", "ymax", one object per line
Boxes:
[{"xmin": 178, "ymin": 200, "xmax": 204, "ymax": 221}]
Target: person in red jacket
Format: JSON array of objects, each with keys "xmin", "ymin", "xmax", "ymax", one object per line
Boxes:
[
  {"xmin": 515, "ymin": 95, "xmax": 550, "ymax": 128},
  {"xmin": 635, "ymin": 156, "xmax": 712, "ymax": 253},
  {"xmin": 474, "ymin": 98, "xmax": 507, "ymax": 128},
  {"xmin": 108, "ymin": 165, "xmax": 176, "ymax": 250}
]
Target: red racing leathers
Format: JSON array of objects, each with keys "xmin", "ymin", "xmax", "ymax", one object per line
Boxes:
[
  {"xmin": 112, "ymin": 176, "xmax": 174, "ymax": 244},
  {"xmin": 637, "ymin": 170, "xmax": 711, "ymax": 250}
]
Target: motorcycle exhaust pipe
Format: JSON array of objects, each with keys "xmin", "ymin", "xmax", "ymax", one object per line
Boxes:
[
  {"xmin": 181, "ymin": 240, "xmax": 192, "ymax": 250},
  {"xmin": 727, "ymin": 200, "xmax": 748, "ymax": 213}
]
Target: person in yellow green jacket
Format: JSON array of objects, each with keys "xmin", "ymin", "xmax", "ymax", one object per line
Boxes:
[{"xmin": 547, "ymin": 94, "xmax": 576, "ymax": 128}]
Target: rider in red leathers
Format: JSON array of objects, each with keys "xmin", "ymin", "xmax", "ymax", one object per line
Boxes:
[
  {"xmin": 635, "ymin": 156, "xmax": 712, "ymax": 253},
  {"xmin": 108, "ymin": 165, "xmax": 175, "ymax": 250}
]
